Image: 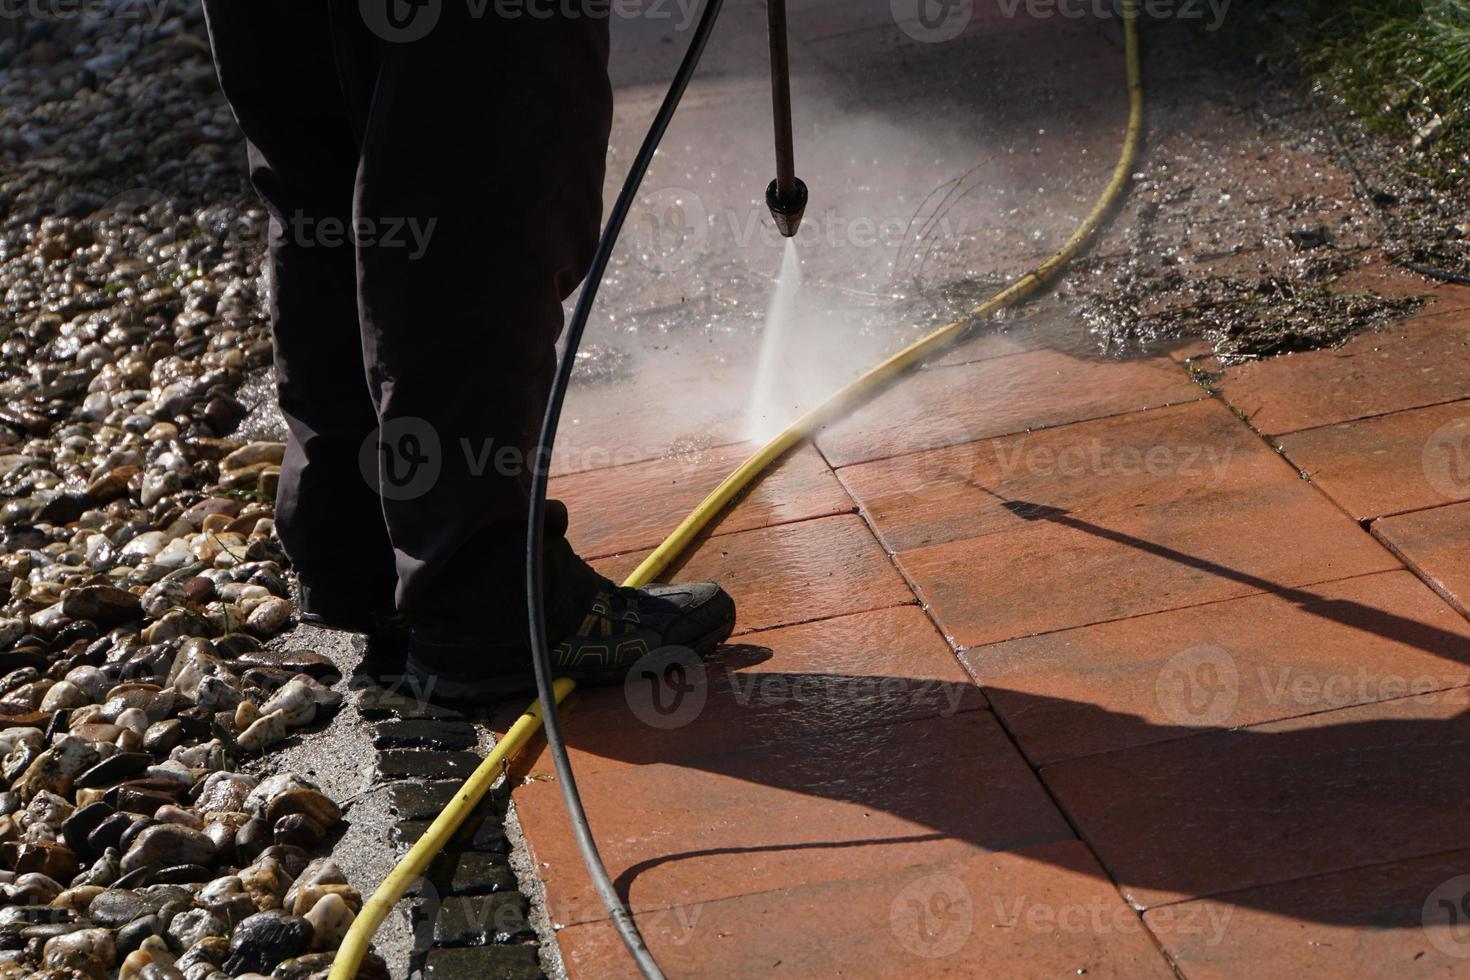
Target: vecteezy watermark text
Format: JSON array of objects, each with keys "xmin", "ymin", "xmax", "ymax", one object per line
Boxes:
[
  {"xmin": 270, "ymin": 211, "xmax": 437, "ymax": 261},
  {"xmin": 359, "ymin": 0, "xmax": 707, "ymax": 43},
  {"xmin": 995, "ymin": 0, "xmax": 1231, "ymax": 31},
  {"xmin": 1, "ymin": 0, "xmax": 172, "ymax": 30}
]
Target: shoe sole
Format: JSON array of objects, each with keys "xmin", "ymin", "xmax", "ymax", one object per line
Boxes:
[{"xmin": 404, "ymin": 616, "xmax": 735, "ymax": 705}]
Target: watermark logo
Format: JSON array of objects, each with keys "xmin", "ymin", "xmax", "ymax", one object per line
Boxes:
[
  {"xmin": 2, "ymin": 0, "xmax": 173, "ymax": 31},
  {"xmin": 1422, "ymin": 417, "xmax": 1470, "ymax": 502},
  {"xmin": 360, "ymin": 416, "xmax": 442, "ymax": 501},
  {"xmin": 892, "ymin": 0, "xmax": 974, "ymax": 43},
  {"xmin": 993, "ymin": 0, "xmax": 1230, "ymax": 31},
  {"xmin": 361, "ymin": 0, "xmax": 442, "ymax": 42},
  {"xmin": 630, "ymin": 187, "xmax": 709, "ymax": 273},
  {"xmin": 878, "ymin": 413, "xmax": 981, "ymax": 498},
  {"xmin": 1156, "ymin": 645, "xmax": 1237, "ymax": 726},
  {"xmin": 892, "ymin": 873, "xmax": 973, "ymax": 957},
  {"xmin": 993, "ymin": 438, "xmax": 1235, "ymax": 485},
  {"xmin": 625, "ymin": 646, "xmax": 707, "ymax": 730},
  {"xmin": 1424, "ymin": 875, "xmax": 1470, "ymax": 958}
]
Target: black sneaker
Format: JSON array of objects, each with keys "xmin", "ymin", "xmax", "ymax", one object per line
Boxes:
[
  {"xmin": 297, "ymin": 605, "xmax": 411, "ymax": 680},
  {"xmin": 404, "ymin": 581, "xmax": 736, "ymax": 702}
]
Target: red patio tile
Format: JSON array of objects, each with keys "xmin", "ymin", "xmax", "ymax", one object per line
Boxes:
[
  {"xmin": 1374, "ymin": 501, "xmax": 1470, "ymax": 619},
  {"xmin": 1276, "ymin": 400, "xmax": 1470, "ymax": 520},
  {"xmin": 591, "ymin": 513, "xmax": 914, "ymax": 634},
  {"xmin": 553, "ymin": 357, "xmax": 748, "ymax": 477},
  {"xmin": 556, "ymin": 841, "xmax": 1175, "ymax": 979},
  {"xmin": 1145, "ymin": 848, "xmax": 1470, "ymax": 978},
  {"xmin": 963, "ymin": 570, "xmax": 1470, "ymax": 766},
  {"xmin": 896, "ymin": 476, "xmax": 1399, "ymax": 649},
  {"xmin": 1212, "ymin": 313, "xmax": 1470, "ymax": 435},
  {"xmin": 838, "ymin": 398, "xmax": 1277, "ymax": 553},
  {"xmin": 514, "ymin": 711, "xmax": 1075, "ymax": 927},
  {"xmin": 1043, "ymin": 694, "xmax": 1470, "ymax": 909},
  {"xmin": 509, "ymin": 605, "xmax": 984, "ymax": 778},
  {"xmin": 815, "ymin": 348, "xmax": 1203, "ymax": 470},
  {"xmin": 552, "ymin": 442, "xmax": 853, "ymax": 559}
]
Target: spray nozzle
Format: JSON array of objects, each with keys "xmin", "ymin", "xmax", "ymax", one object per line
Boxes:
[{"xmin": 766, "ymin": 177, "xmax": 808, "ymax": 239}]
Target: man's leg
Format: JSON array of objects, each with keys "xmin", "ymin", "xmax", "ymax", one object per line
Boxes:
[
  {"xmin": 202, "ymin": 1, "xmax": 398, "ymax": 624},
  {"xmin": 339, "ymin": 1, "xmax": 615, "ymax": 656}
]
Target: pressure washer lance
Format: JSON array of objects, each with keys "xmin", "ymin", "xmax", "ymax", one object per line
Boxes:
[{"xmin": 765, "ymin": 0, "xmax": 807, "ymax": 238}]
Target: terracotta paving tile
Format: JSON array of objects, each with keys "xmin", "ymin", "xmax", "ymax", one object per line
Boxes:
[
  {"xmin": 1212, "ymin": 313, "xmax": 1470, "ymax": 435},
  {"xmin": 553, "ymin": 361, "xmax": 748, "ymax": 477},
  {"xmin": 838, "ymin": 398, "xmax": 1276, "ymax": 553},
  {"xmin": 815, "ymin": 349, "xmax": 1204, "ymax": 469},
  {"xmin": 962, "ymin": 570, "xmax": 1470, "ymax": 766},
  {"xmin": 1043, "ymin": 694, "xmax": 1470, "ymax": 909},
  {"xmin": 555, "ymin": 841, "xmax": 1175, "ymax": 979},
  {"xmin": 552, "ymin": 442, "xmax": 853, "ymax": 559},
  {"xmin": 1146, "ymin": 848, "xmax": 1470, "ymax": 978},
  {"xmin": 590, "ymin": 513, "xmax": 914, "ymax": 634},
  {"xmin": 896, "ymin": 476, "xmax": 1400, "ymax": 649},
  {"xmin": 508, "ymin": 605, "xmax": 985, "ymax": 778},
  {"xmin": 514, "ymin": 711, "xmax": 1075, "ymax": 927},
  {"xmin": 1375, "ymin": 502, "xmax": 1470, "ymax": 619},
  {"xmin": 1277, "ymin": 401, "xmax": 1470, "ymax": 520}
]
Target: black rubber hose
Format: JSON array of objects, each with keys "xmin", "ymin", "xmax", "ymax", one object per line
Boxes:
[{"xmin": 524, "ymin": 2, "xmax": 726, "ymax": 977}]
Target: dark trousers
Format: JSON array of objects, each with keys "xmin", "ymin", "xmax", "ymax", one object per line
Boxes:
[{"xmin": 202, "ymin": 0, "xmax": 613, "ymax": 647}]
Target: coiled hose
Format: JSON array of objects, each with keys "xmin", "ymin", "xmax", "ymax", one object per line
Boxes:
[{"xmin": 331, "ymin": 1, "xmax": 1143, "ymax": 977}]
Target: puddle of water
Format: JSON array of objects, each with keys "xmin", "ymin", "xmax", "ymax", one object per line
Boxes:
[{"xmin": 746, "ymin": 238, "xmax": 803, "ymax": 441}]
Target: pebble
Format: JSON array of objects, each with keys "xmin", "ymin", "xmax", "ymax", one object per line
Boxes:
[{"xmin": 221, "ymin": 911, "xmax": 312, "ymax": 975}]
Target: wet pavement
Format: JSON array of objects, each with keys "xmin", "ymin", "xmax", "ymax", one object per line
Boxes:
[{"xmin": 505, "ymin": 1, "xmax": 1470, "ymax": 977}]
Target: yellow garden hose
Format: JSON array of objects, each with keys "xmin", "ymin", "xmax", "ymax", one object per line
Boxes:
[{"xmin": 331, "ymin": 4, "xmax": 1143, "ymax": 976}]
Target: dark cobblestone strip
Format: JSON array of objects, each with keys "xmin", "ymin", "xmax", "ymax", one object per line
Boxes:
[{"xmin": 365, "ymin": 691, "xmax": 548, "ymax": 980}]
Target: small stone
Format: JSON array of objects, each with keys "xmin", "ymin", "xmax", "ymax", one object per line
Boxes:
[
  {"xmin": 42, "ymin": 927, "xmax": 116, "ymax": 973},
  {"xmin": 176, "ymin": 934, "xmax": 231, "ymax": 974},
  {"xmin": 303, "ymin": 892, "xmax": 353, "ymax": 951},
  {"xmin": 195, "ymin": 772, "xmax": 256, "ymax": 814},
  {"xmin": 113, "ymin": 780, "xmax": 184, "ymax": 816},
  {"xmin": 120, "ymin": 824, "xmax": 216, "ymax": 876},
  {"xmin": 0, "ymin": 840, "xmax": 79, "ymax": 880},
  {"xmin": 166, "ymin": 908, "xmax": 225, "ymax": 950},
  {"xmin": 220, "ymin": 442, "xmax": 285, "ymax": 472},
  {"xmin": 114, "ymin": 915, "xmax": 165, "ymax": 960},
  {"xmin": 243, "ymin": 597, "xmax": 291, "ymax": 637},
  {"xmin": 61, "ymin": 585, "xmax": 142, "ymax": 628},
  {"xmin": 60, "ymin": 801, "xmax": 114, "ymax": 854},
  {"xmin": 264, "ymin": 789, "xmax": 341, "ymax": 830},
  {"xmin": 84, "ymin": 465, "xmax": 140, "ymax": 505},
  {"xmin": 239, "ymin": 856, "xmax": 292, "ymax": 911},
  {"xmin": 234, "ymin": 700, "xmax": 261, "ymax": 731},
  {"xmin": 86, "ymin": 889, "xmax": 157, "ymax": 929},
  {"xmin": 235, "ymin": 709, "xmax": 287, "ymax": 753},
  {"xmin": 38, "ymin": 681, "xmax": 90, "ymax": 712},
  {"xmin": 272, "ymin": 813, "xmax": 324, "ymax": 849},
  {"xmin": 142, "ymin": 720, "xmax": 183, "ymax": 754},
  {"xmin": 73, "ymin": 752, "xmax": 151, "ymax": 789},
  {"xmin": 221, "ymin": 910, "xmax": 312, "ymax": 975},
  {"xmin": 259, "ymin": 680, "xmax": 316, "ymax": 728},
  {"xmin": 230, "ymin": 648, "xmax": 337, "ymax": 681}
]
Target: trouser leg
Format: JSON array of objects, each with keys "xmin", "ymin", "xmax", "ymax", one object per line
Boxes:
[
  {"xmin": 202, "ymin": 0, "xmax": 398, "ymax": 619},
  {"xmin": 342, "ymin": 1, "xmax": 614, "ymax": 647}
]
